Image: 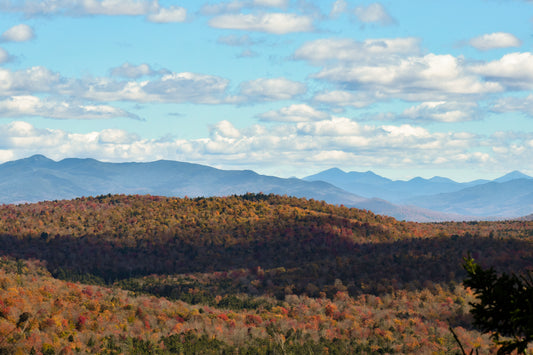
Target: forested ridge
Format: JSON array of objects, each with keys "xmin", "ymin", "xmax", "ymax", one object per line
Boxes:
[{"xmin": 0, "ymin": 193, "xmax": 532, "ymax": 353}]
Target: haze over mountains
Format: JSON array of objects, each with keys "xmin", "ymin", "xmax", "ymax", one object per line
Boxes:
[
  {"xmin": 1, "ymin": 155, "xmax": 531, "ymax": 222},
  {"xmin": 304, "ymin": 168, "xmax": 533, "ymax": 219}
]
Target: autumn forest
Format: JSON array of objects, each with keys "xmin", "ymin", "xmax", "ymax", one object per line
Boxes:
[{"xmin": 0, "ymin": 193, "xmax": 532, "ymax": 354}]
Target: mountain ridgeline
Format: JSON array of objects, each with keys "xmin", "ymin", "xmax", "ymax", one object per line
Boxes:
[{"xmin": 0, "ymin": 155, "xmax": 532, "ymax": 221}]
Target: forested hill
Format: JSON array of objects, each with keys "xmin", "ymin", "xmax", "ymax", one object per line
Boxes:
[
  {"xmin": 1, "ymin": 194, "xmax": 533, "ymax": 353},
  {"xmin": 0, "ymin": 193, "xmax": 531, "ymax": 291}
]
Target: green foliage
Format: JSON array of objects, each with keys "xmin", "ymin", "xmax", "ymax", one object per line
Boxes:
[{"xmin": 463, "ymin": 256, "xmax": 533, "ymax": 354}]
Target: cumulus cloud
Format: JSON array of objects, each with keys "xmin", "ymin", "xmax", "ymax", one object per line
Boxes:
[
  {"xmin": 81, "ymin": 72, "xmax": 230, "ymax": 104},
  {"xmin": 491, "ymin": 94, "xmax": 533, "ymax": 116},
  {"xmin": 209, "ymin": 13, "xmax": 313, "ymax": 34},
  {"xmin": 313, "ymin": 90, "xmax": 378, "ymax": 108},
  {"xmin": 1, "ymin": 24, "xmax": 34, "ymax": 42},
  {"xmin": 296, "ymin": 38, "xmax": 533, "ymax": 105},
  {"xmin": 354, "ymin": 3, "xmax": 395, "ymax": 25},
  {"xmin": 0, "ymin": 66, "xmax": 64, "ymax": 95},
  {"xmin": 0, "ymin": 66, "xmax": 230, "ymax": 104},
  {"xmin": 0, "ymin": 66, "xmax": 312, "ymax": 106},
  {"xmin": 238, "ymin": 77, "xmax": 307, "ymax": 101},
  {"xmin": 294, "ymin": 37, "xmax": 420, "ymax": 64},
  {"xmin": 469, "ymin": 52, "xmax": 533, "ymax": 90},
  {"xmin": 0, "ymin": 95, "xmax": 140, "ymax": 120},
  {"xmin": 258, "ymin": 104, "xmax": 330, "ymax": 122},
  {"xmin": 80, "ymin": 0, "xmax": 158, "ymax": 16},
  {"xmin": 470, "ymin": 32, "xmax": 521, "ymax": 51},
  {"xmin": 210, "ymin": 120, "xmax": 241, "ymax": 139},
  {"xmin": 146, "ymin": 5, "xmax": 187, "ymax": 23},
  {"xmin": 400, "ymin": 101, "xmax": 479, "ymax": 122},
  {"xmin": 0, "ymin": 0, "xmax": 186, "ymax": 23},
  {"xmin": 308, "ymin": 52, "xmax": 502, "ymax": 102}
]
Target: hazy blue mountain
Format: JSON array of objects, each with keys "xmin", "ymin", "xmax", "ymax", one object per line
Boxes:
[
  {"xmin": 0, "ymin": 155, "xmax": 371, "ymax": 207},
  {"xmin": 305, "ymin": 168, "xmax": 392, "ymax": 186},
  {"xmin": 304, "ymin": 169, "xmax": 487, "ymax": 202},
  {"xmin": 304, "ymin": 167, "xmax": 533, "ymax": 218},
  {"xmin": 0, "ymin": 155, "xmax": 471, "ymax": 222},
  {"xmin": 4, "ymin": 155, "xmax": 530, "ymax": 221},
  {"xmin": 406, "ymin": 179, "xmax": 533, "ymax": 218},
  {"xmin": 494, "ymin": 170, "xmax": 533, "ymax": 183}
]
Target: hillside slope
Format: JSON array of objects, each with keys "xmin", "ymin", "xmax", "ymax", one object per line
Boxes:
[{"xmin": 0, "ymin": 194, "xmax": 532, "ymax": 353}]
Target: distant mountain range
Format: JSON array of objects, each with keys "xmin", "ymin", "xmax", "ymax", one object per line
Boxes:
[
  {"xmin": 1, "ymin": 155, "xmax": 531, "ymax": 222},
  {"xmin": 304, "ymin": 168, "xmax": 533, "ymax": 219}
]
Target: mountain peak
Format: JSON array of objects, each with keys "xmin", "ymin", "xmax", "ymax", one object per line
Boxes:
[
  {"xmin": 26, "ymin": 154, "xmax": 53, "ymax": 162},
  {"xmin": 495, "ymin": 171, "xmax": 532, "ymax": 183},
  {"xmin": 15, "ymin": 155, "xmax": 55, "ymax": 167},
  {"xmin": 429, "ymin": 176, "xmax": 456, "ymax": 183}
]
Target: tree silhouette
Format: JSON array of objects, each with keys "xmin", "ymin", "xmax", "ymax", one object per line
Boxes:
[{"xmin": 463, "ymin": 256, "xmax": 533, "ymax": 354}]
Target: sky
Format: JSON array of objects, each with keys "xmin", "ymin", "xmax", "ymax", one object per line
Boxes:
[{"xmin": 0, "ymin": 0, "xmax": 532, "ymax": 182}]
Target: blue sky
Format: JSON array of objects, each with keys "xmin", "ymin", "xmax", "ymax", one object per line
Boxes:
[{"xmin": 0, "ymin": 0, "xmax": 532, "ymax": 181}]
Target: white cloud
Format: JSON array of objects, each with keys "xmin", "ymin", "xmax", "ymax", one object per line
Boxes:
[
  {"xmin": 81, "ymin": 0, "xmax": 158, "ymax": 15},
  {"xmin": 2, "ymin": 120, "xmax": 532, "ymax": 178},
  {"xmin": 1, "ymin": 24, "xmax": 34, "ymax": 42},
  {"xmin": 0, "ymin": 66, "xmax": 63, "ymax": 95},
  {"xmin": 312, "ymin": 53, "xmax": 502, "ymax": 101},
  {"xmin": 0, "ymin": 95, "xmax": 140, "ymax": 120},
  {"xmin": 313, "ymin": 90, "xmax": 378, "ymax": 108},
  {"xmin": 470, "ymin": 32, "xmax": 521, "ymax": 51},
  {"xmin": 0, "ymin": 66, "xmax": 230, "ymax": 104},
  {"xmin": 469, "ymin": 52, "xmax": 533, "ymax": 90},
  {"xmin": 258, "ymin": 104, "xmax": 329, "ymax": 122},
  {"xmin": 209, "ymin": 13, "xmax": 313, "ymax": 34},
  {"xmin": 0, "ymin": 0, "xmax": 186, "ymax": 23},
  {"xmin": 98, "ymin": 128, "xmax": 139, "ymax": 144},
  {"xmin": 294, "ymin": 37, "xmax": 420, "ymax": 64},
  {"xmin": 491, "ymin": 94, "xmax": 533, "ymax": 116},
  {"xmin": 238, "ymin": 77, "xmax": 307, "ymax": 101},
  {"xmin": 354, "ymin": 3, "xmax": 395, "ymax": 25},
  {"xmin": 81, "ymin": 72, "xmax": 230, "ymax": 104},
  {"xmin": 146, "ymin": 5, "xmax": 186, "ymax": 23},
  {"xmin": 210, "ymin": 120, "xmax": 241, "ymax": 139},
  {"xmin": 401, "ymin": 101, "xmax": 479, "ymax": 122}
]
